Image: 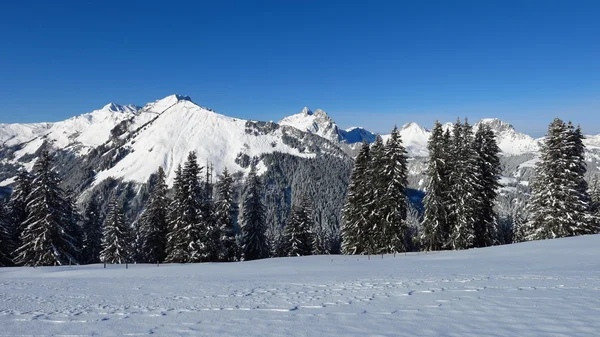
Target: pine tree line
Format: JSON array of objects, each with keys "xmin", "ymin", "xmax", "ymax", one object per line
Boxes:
[
  {"xmin": 341, "ymin": 126, "xmax": 410, "ymax": 255},
  {"xmin": 420, "ymin": 119, "xmax": 502, "ymax": 251},
  {"xmin": 2, "ymin": 118, "xmax": 598, "ymax": 267}
]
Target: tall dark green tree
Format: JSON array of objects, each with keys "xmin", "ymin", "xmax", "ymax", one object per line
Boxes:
[
  {"xmin": 283, "ymin": 195, "xmax": 314, "ymax": 256},
  {"xmin": 0, "ymin": 200, "xmax": 13, "ymax": 266},
  {"xmin": 139, "ymin": 167, "xmax": 169, "ymax": 263},
  {"xmin": 341, "ymin": 141, "xmax": 371, "ymax": 255},
  {"xmin": 16, "ymin": 151, "xmax": 78, "ymax": 266},
  {"xmin": 365, "ymin": 135, "xmax": 386, "ymax": 255},
  {"xmin": 201, "ymin": 163, "xmax": 220, "ymax": 262},
  {"xmin": 100, "ymin": 197, "xmax": 129, "ymax": 264},
  {"xmin": 527, "ymin": 118, "xmax": 596, "ymax": 239},
  {"xmin": 165, "ymin": 164, "xmax": 188, "ymax": 263},
  {"xmin": 241, "ymin": 165, "xmax": 269, "ymax": 261},
  {"xmin": 590, "ymin": 175, "xmax": 600, "ymax": 215},
  {"xmin": 63, "ymin": 189, "xmax": 83, "ymax": 261},
  {"xmin": 214, "ymin": 168, "xmax": 237, "ymax": 262},
  {"xmin": 448, "ymin": 119, "xmax": 479, "ymax": 250},
  {"xmin": 181, "ymin": 152, "xmax": 204, "ymax": 262},
  {"xmin": 379, "ymin": 126, "xmax": 409, "ymax": 253},
  {"xmin": 7, "ymin": 170, "xmax": 32, "ymax": 257},
  {"xmin": 421, "ymin": 121, "xmax": 451, "ymax": 251},
  {"xmin": 82, "ymin": 195, "xmax": 103, "ymax": 264},
  {"xmin": 473, "ymin": 124, "xmax": 501, "ymax": 247}
]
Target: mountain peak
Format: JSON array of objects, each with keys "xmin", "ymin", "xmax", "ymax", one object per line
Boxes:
[
  {"xmin": 100, "ymin": 103, "xmax": 138, "ymax": 114},
  {"xmin": 401, "ymin": 122, "xmax": 427, "ymax": 133},
  {"xmin": 145, "ymin": 94, "xmax": 194, "ymax": 113},
  {"xmin": 476, "ymin": 118, "xmax": 515, "ymax": 133},
  {"xmin": 301, "ymin": 106, "xmax": 313, "ymax": 115}
]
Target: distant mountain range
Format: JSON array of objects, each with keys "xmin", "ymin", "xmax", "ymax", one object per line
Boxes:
[{"xmin": 1, "ymin": 94, "xmax": 599, "ymax": 198}]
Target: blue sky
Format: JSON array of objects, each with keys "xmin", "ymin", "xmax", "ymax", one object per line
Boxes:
[{"xmin": 0, "ymin": 0, "xmax": 598, "ymax": 137}]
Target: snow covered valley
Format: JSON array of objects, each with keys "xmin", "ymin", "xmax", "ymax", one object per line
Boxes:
[{"xmin": 1, "ymin": 235, "xmax": 599, "ymax": 336}]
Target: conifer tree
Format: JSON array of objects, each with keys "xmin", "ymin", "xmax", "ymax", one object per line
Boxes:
[
  {"xmin": 380, "ymin": 126, "xmax": 409, "ymax": 253},
  {"xmin": 82, "ymin": 195, "xmax": 103, "ymax": 264},
  {"xmin": 421, "ymin": 121, "xmax": 450, "ymax": 251},
  {"xmin": 341, "ymin": 141, "xmax": 371, "ymax": 255},
  {"xmin": 181, "ymin": 152, "xmax": 204, "ymax": 262},
  {"xmin": 165, "ymin": 165, "xmax": 188, "ymax": 263},
  {"xmin": 590, "ymin": 175, "xmax": 600, "ymax": 215},
  {"xmin": 100, "ymin": 197, "xmax": 129, "ymax": 264},
  {"xmin": 0, "ymin": 200, "xmax": 13, "ymax": 266},
  {"xmin": 201, "ymin": 163, "xmax": 220, "ymax": 262},
  {"xmin": 63, "ymin": 189, "xmax": 83, "ymax": 261},
  {"xmin": 527, "ymin": 119, "xmax": 596, "ymax": 239},
  {"xmin": 473, "ymin": 124, "xmax": 501, "ymax": 247},
  {"xmin": 241, "ymin": 165, "xmax": 269, "ymax": 261},
  {"xmin": 7, "ymin": 170, "xmax": 32, "ymax": 256},
  {"xmin": 448, "ymin": 119, "xmax": 478, "ymax": 250},
  {"xmin": 283, "ymin": 195, "xmax": 314, "ymax": 256},
  {"xmin": 16, "ymin": 151, "xmax": 78, "ymax": 266},
  {"xmin": 366, "ymin": 135, "xmax": 386, "ymax": 254},
  {"xmin": 214, "ymin": 168, "xmax": 237, "ymax": 262},
  {"xmin": 139, "ymin": 167, "xmax": 169, "ymax": 263}
]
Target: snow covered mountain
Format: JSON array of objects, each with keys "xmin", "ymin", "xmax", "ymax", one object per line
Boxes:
[
  {"xmin": 93, "ymin": 97, "xmax": 346, "ymax": 185},
  {"xmin": 0, "ymin": 102, "xmax": 147, "ymax": 164},
  {"xmin": 474, "ymin": 118, "xmax": 541, "ymax": 155},
  {"xmin": 0, "ymin": 95, "xmax": 349, "ymax": 187},
  {"xmin": 279, "ymin": 107, "xmax": 376, "ymax": 145},
  {"xmin": 1, "ymin": 95, "xmax": 599, "ymax": 191},
  {"xmin": 278, "ymin": 108, "xmax": 544, "ymax": 157}
]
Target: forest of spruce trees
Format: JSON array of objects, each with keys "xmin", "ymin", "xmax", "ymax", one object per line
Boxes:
[{"xmin": 0, "ymin": 117, "xmax": 599, "ymax": 267}]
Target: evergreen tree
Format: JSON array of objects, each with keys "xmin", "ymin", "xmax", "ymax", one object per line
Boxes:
[
  {"xmin": 82, "ymin": 195, "xmax": 103, "ymax": 264},
  {"xmin": 448, "ymin": 119, "xmax": 479, "ymax": 250},
  {"xmin": 527, "ymin": 118, "xmax": 596, "ymax": 239},
  {"xmin": 181, "ymin": 152, "xmax": 204, "ymax": 262},
  {"xmin": 590, "ymin": 175, "xmax": 600, "ymax": 215},
  {"xmin": 16, "ymin": 151, "xmax": 78, "ymax": 266},
  {"xmin": 473, "ymin": 124, "xmax": 501, "ymax": 247},
  {"xmin": 380, "ymin": 126, "xmax": 409, "ymax": 253},
  {"xmin": 421, "ymin": 121, "xmax": 450, "ymax": 251},
  {"xmin": 139, "ymin": 167, "xmax": 169, "ymax": 263},
  {"xmin": 63, "ymin": 189, "xmax": 83, "ymax": 262},
  {"xmin": 283, "ymin": 195, "xmax": 314, "ymax": 256},
  {"xmin": 241, "ymin": 165, "xmax": 269, "ymax": 261},
  {"xmin": 214, "ymin": 168, "xmax": 238, "ymax": 262},
  {"xmin": 165, "ymin": 165, "xmax": 188, "ymax": 263},
  {"xmin": 201, "ymin": 163, "xmax": 220, "ymax": 262},
  {"xmin": 341, "ymin": 141, "xmax": 371, "ymax": 255},
  {"xmin": 0, "ymin": 200, "xmax": 13, "ymax": 266},
  {"xmin": 7, "ymin": 170, "xmax": 32, "ymax": 258},
  {"xmin": 100, "ymin": 197, "xmax": 129, "ymax": 264},
  {"xmin": 365, "ymin": 135, "xmax": 386, "ymax": 254}
]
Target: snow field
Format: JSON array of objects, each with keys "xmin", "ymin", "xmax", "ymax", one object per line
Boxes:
[{"xmin": 1, "ymin": 235, "xmax": 599, "ymax": 336}]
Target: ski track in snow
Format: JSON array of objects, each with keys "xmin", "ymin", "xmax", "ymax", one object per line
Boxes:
[{"xmin": 1, "ymin": 236, "xmax": 600, "ymax": 336}]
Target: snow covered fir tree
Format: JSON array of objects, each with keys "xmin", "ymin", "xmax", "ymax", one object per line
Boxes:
[
  {"xmin": 0, "ymin": 115, "xmax": 599, "ymax": 268},
  {"xmin": 100, "ymin": 197, "xmax": 130, "ymax": 264},
  {"xmin": 15, "ymin": 151, "xmax": 80, "ymax": 266},
  {"xmin": 526, "ymin": 119, "xmax": 598, "ymax": 239}
]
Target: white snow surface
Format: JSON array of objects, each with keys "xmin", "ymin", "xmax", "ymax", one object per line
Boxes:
[{"xmin": 1, "ymin": 235, "xmax": 599, "ymax": 336}]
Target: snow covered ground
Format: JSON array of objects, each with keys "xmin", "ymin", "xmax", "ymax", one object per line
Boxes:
[{"xmin": 1, "ymin": 235, "xmax": 599, "ymax": 336}]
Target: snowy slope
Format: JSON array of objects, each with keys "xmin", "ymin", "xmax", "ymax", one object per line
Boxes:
[
  {"xmin": 94, "ymin": 97, "xmax": 338, "ymax": 185},
  {"xmin": 0, "ymin": 103, "xmax": 144, "ymax": 159},
  {"xmin": 1, "ymin": 235, "xmax": 599, "ymax": 336}
]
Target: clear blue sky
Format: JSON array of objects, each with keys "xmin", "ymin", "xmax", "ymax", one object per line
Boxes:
[{"xmin": 1, "ymin": 0, "xmax": 599, "ymax": 136}]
